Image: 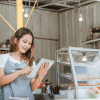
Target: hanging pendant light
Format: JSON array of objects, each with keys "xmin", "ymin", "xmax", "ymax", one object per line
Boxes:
[
  {"xmin": 24, "ymin": 9, "xmax": 28, "ymax": 18},
  {"xmin": 79, "ymin": 13, "xmax": 83, "ymax": 21},
  {"xmin": 79, "ymin": 0, "xmax": 83, "ymax": 21}
]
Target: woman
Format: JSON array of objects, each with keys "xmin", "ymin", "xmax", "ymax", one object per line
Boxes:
[{"xmin": 0, "ymin": 27, "xmax": 49, "ymax": 100}]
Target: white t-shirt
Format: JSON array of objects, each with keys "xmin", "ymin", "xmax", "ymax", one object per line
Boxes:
[{"xmin": 0, "ymin": 53, "xmax": 36, "ymax": 69}]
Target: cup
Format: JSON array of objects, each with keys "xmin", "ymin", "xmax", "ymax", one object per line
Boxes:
[{"xmin": 94, "ymin": 94, "xmax": 100, "ymax": 99}]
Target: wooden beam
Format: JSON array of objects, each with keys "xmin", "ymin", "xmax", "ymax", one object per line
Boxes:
[
  {"xmin": 17, "ymin": 0, "xmax": 23, "ymax": 30},
  {"xmin": 54, "ymin": 4, "xmax": 74, "ymax": 8}
]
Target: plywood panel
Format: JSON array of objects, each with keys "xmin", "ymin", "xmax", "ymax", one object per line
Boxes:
[
  {"xmin": 42, "ymin": 40, "xmax": 51, "ymax": 82},
  {"xmin": 49, "ymin": 12, "xmax": 58, "ymax": 39},
  {"xmin": 9, "ymin": 5, "xmax": 16, "ymax": 39},
  {"xmin": 56, "ymin": 12, "xmax": 59, "ymax": 40},
  {"xmin": 40, "ymin": 10, "xmax": 50, "ymax": 38},
  {"xmin": 93, "ymin": 2, "xmax": 100, "ymax": 49},
  {"xmin": 72, "ymin": 9, "xmax": 75, "ymax": 47},
  {"xmin": 65, "ymin": 11, "xmax": 69, "ymax": 47},
  {"xmin": 0, "ymin": 4, "xmax": 5, "ymax": 44},
  {"xmin": 5, "ymin": 5, "xmax": 9, "ymax": 41},
  {"xmin": 82, "ymin": 5, "xmax": 89, "ymax": 48},
  {"xmin": 50, "ymin": 41, "xmax": 57, "ymax": 87},
  {"xmin": 62, "ymin": 12, "xmax": 66, "ymax": 47},
  {"xmin": 59, "ymin": 12, "xmax": 63, "ymax": 48},
  {"xmin": 32, "ymin": 9, "xmax": 41, "ymax": 37},
  {"xmin": 94, "ymin": 2, "xmax": 100, "ymax": 27},
  {"xmin": 68, "ymin": 10, "xmax": 73, "ymax": 47},
  {"xmin": 74, "ymin": 8, "xmax": 79, "ymax": 47},
  {"xmin": 2, "ymin": 5, "xmax": 6, "ymax": 42},
  {"xmin": 34, "ymin": 39, "xmax": 43, "ymax": 63},
  {"xmin": 82, "ymin": 4, "xmax": 92, "ymax": 48},
  {"xmin": 0, "ymin": 4, "xmax": 2, "ymax": 44}
]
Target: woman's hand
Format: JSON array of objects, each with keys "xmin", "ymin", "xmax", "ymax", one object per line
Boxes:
[
  {"xmin": 38, "ymin": 62, "xmax": 49, "ymax": 80},
  {"xmin": 20, "ymin": 67, "xmax": 33, "ymax": 76}
]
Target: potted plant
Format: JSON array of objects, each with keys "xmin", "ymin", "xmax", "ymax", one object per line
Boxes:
[{"xmin": 90, "ymin": 26, "xmax": 100, "ymax": 39}]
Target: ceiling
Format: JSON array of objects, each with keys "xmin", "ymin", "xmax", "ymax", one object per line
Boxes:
[{"xmin": 0, "ymin": 0, "xmax": 99, "ymax": 12}]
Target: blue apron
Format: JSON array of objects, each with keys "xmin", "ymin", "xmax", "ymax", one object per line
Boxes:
[{"xmin": 0, "ymin": 54, "xmax": 34, "ymax": 100}]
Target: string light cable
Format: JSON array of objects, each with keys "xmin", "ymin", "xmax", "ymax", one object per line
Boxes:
[
  {"xmin": 79, "ymin": 0, "xmax": 83, "ymax": 21},
  {"xmin": 0, "ymin": 14, "xmax": 16, "ymax": 32}
]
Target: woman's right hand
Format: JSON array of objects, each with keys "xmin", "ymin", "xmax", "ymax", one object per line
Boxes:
[
  {"xmin": 20, "ymin": 67, "xmax": 33, "ymax": 76},
  {"xmin": 38, "ymin": 62, "xmax": 49, "ymax": 80}
]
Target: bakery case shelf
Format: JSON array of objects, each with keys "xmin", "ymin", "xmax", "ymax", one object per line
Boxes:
[
  {"xmin": 57, "ymin": 61, "xmax": 70, "ymax": 66},
  {"xmin": 55, "ymin": 47, "xmax": 100, "ymax": 99},
  {"xmin": 58, "ymin": 73, "xmax": 73, "ymax": 81}
]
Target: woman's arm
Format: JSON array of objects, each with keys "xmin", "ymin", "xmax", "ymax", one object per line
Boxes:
[
  {"xmin": 0, "ymin": 67, "xmax": 33, "ymax": 86},
  {"xmin": 0, "ymin": 67, "xmax": 21, "ymax": 86},
  {"xmin": 30, "ymin": 77, "xmax": 41, "ymax": 92},
  {"xmin": 30, "ymin": 62, "xmax": 49, "ymax": 91}
]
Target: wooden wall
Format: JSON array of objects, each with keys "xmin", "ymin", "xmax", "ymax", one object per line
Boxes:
[
  {"xmin": 0, "ymin": 4, "xmax": 59, "ymax": 87},
  {"xmin": 59, "ymin": 1, "xmax": 100, "ymax": 49}
]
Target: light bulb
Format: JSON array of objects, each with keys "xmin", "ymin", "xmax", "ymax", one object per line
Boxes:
[
  {"xmin": 24, "ymin": 14, "xmax": 28, "ymax": 17},
  {"xmin": 79, "ymin": 17, "xmax": 83, "ymax": 21},
  {"xmin": 79, "ymin": 13, "xmax": 83, "ymax": 21},
  {"xmin": 82, "ymin": 56, "xmax": 87, "ymax": 61}
]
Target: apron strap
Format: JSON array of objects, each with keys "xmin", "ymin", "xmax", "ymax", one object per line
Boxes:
[{"xmin": 0, "ymin": 87, "xmax": 4, "ymax": 100}]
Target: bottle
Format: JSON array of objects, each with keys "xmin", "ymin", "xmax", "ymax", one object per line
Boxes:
[{"xmin": 45, "ymin": 79, "xmax": 52, "ymax": 94}]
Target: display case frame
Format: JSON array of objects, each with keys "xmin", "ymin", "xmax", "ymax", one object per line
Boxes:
[{"xmin": 55, "ymin": 47, "xmax": 100, "ymax": 99}]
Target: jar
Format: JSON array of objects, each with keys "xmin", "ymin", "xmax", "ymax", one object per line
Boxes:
[
  {"xmin": 2, "ymin": 43, "xmax": 6, "ymax": 48},
  {"xmin": 7, "ymin": 44, "xmax": 10, "ymax": 48}
]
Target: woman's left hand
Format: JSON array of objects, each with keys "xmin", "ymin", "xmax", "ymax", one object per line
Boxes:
[{"xmin": 38, "ymin": 62, "xmax": 49, "ymax": 80}]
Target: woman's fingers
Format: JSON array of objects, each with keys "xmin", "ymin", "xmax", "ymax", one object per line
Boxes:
[
  {"xmin": 40, "ymin": 63, "xmax": 44, "ymax": 70},
  {"xmin": 27, "ymin": 69, "xmax": 31, "ymax": 74},
  {"xmin": 28, "ymin": 67, "xmax": 33, "ymax": 73},
  {"xmin": 45, "ymin": 62, "xmax": 49, "ymax": 70},
  {"xmin": 39, "ymin": 62, "xmax": 49, "ymax": 72},
  {"xmin": 42, "ymin": 63, "xmax": 45, "ymax": 68},
  {"xmin": 21, "ymin": 67, "xmax": 33, "ymax": 75}
]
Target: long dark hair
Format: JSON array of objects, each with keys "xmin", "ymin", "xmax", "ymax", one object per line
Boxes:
[{"xmin": 10, "ymin": 27, "xmax": 35, "ymax": 67}]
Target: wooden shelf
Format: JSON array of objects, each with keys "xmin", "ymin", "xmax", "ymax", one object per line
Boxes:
[
  {"xmin": 81, "ymin": 38, "xmax": 100, "ymax": 44},
  {"xmin": 0, "ymin": 48, "xmax": 9, "ymax": 50}
]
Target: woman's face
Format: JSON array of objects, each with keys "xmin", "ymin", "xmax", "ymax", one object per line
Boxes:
[{"xmin": 17, "ymin": 34, "xmax": 32, "ymax": 53}]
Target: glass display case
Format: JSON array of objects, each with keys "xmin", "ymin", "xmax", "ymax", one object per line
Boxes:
[{"xmin": 55, "ymin": 47, "xmax": 100, "ymax": 99}]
